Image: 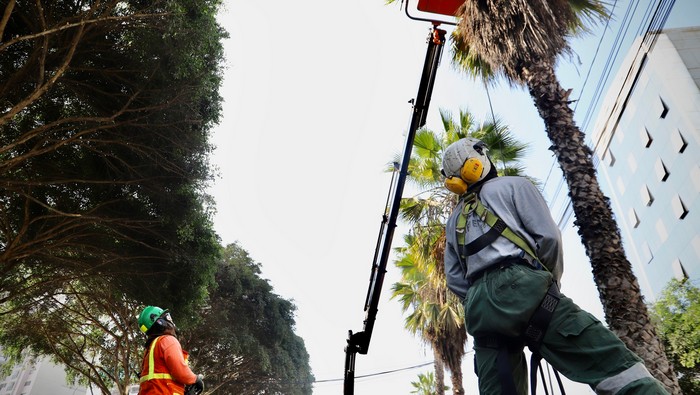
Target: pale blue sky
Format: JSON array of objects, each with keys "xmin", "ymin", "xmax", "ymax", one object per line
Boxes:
[{"xmin": 210, "ymin": 1, "xmax": 699, "ymax": 393}]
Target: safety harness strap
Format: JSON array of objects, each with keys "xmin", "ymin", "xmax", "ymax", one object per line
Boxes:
[
  {"xmin": 457, "ymin": 193, "xmax": 540, "ymax": 264},
  {"xmin": 464, "ymin": 217, "xmax": 508, "ymax": 256},
  {"xmin": 474, "ymin": 335, "xmax": 524, "ymax": 395},
  {"xmin": 474, "ymin": 282, "xmax": 564, "ymax": 395},
  {"xmin": 474, "ymin": 283, "xmax": 565, "ymax": 395},
  {"xmin": 530, "ymin": 352, "xmax": 566, "ymax": 395},
  {"xmin": 524, "ymin": 282, "xmax": 560, "ymax": 347},
  {"xmin": 526, "ymin": 282, "xmax": 563, "ymax": 395},
  {"xmin": 140, "ymin": 336, "xmax": 174, "ymax": 383}
]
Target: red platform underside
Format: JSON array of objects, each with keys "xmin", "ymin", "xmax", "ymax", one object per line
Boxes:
[{"xmin": 416, "ymin": 0, "xmax": 462, "ymax": 16}]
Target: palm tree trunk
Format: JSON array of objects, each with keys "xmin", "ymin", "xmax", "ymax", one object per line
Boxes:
[
  {"xmin": 449, "ymin": 363, "xmax": 464, "ymax": 395},
  {"xmin": 520, "ymin": 60, "xmax": 680, "ymax": 394},
  {"xmin": 434, "ymin": 348, "xmax": 446, "ymax": 395}
]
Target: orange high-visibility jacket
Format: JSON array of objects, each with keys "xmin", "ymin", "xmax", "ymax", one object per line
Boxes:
[{"xmin": 138, "ymin": 335, "xmax": 197, "ymax": 395}]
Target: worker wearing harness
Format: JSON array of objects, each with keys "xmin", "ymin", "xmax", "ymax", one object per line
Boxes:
[
  {"xmin": 441, "ymin": 138, "xmax": 668, "ymax": 395},
  {"xmin": 137, "ymin": 306, "xmax": 204, "ymax": 395}
]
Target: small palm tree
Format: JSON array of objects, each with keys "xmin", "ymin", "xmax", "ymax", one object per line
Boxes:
[
  {"xmin": 392, "ymin": 108, "xmax": 532, "ymax": 394},
  {"xmin": 394, "ymin": 234, "xmax": 458, "ymax": 395},
  {"xmin": 411, "ymin": 371, "xmax": 450, "ymax": 395},
  {"xmin": 449, "ymin": 0, "xmax": 679, "ymax": 391}
]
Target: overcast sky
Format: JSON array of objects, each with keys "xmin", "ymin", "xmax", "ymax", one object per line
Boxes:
[{"xmin": 209, "ymin": 1, "xmax": 699, "ymax": 393}]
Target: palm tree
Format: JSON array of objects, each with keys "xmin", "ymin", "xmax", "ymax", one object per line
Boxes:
[
  {"xmin": 411, "ymin": 371, "xmax": 450, "ymax": 395},
  {"xmin": 411, "ymin": 372, "xmax": 448, "ymax": 395},
  {"xmin": 394, "ymin": 233, "xmax": 462, "ymax": 395},
  {"xmin": 450, "ymin": 0, "xmax": 679, "ymax": 392},
  {"xmin": 391, "ymin": 108, "xmax": 531, "ymax": 394}
]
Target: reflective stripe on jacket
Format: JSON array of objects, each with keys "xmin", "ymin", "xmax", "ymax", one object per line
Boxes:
[{"xmin": 138, "ymin": 335, "xmax": 197, "ymax": 395}]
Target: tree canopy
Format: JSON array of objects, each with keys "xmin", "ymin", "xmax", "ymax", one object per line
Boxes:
[
  {"xmin": 181, "ymin": 243, "xmax": 314, "ymax": 395},
  {"xmin": 1, "ymin": 1, "xmax": 227, "ymax": 392},
  {"xmin": 1, "ymin": 3, "xmax": 314, "ymax": 394},
  {"xmin": 0, "ymin": 277, "xmax": 143, "ymax": 395},
  {"xmin": 650, "ymin": 279, "xmax": 700, "ymax": 394},
  {"xmin": 1, "ymin": 0, "xmax": 225, "ymax": 315}
]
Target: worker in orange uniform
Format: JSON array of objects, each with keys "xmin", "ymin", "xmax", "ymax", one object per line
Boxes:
[{"xmin": 137, "ymin": 306, "xmax": 204, "ymax": 395}]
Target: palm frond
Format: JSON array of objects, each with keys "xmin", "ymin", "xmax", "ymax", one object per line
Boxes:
[{"xmin": 566, "ymin": 0, "xmax": 610, "ymax": 35}]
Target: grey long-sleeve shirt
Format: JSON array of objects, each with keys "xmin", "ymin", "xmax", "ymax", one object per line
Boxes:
[{"xmin": 444, "ymin": 176, "xmax": 564, "ymax": 300}]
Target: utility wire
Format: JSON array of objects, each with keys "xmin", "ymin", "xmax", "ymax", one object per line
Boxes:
[
  {"xmin": 546, "ymin": 0, "xmax": 676, "ymax": 227},
  {"xmin": 314, "ymin": 360, "xmax": 436, "ymax": 383},
  {"xmin": 543, "ymin": 0, "xmax": 619, "ymax": 198}
]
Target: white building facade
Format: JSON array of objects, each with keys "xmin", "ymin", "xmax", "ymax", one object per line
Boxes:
[
  {"xmin": 0, "ymin": 354, "xmax": 87, "ymax": 395},
  {"xmin": 591, "ymin": 26, "xmax": 700, "ymax": 300}
]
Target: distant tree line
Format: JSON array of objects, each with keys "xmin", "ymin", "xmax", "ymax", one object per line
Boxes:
[
  {"xmin": 0, "ymin": 1, "xmax": 312, "ymax": 394},
  {"xmin": 649, "ymin": 279, "xmax": 700, "ymax": 394}
]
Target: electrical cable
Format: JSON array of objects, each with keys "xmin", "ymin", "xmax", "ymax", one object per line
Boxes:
[
  {"xmin": 546, "ymin": 0, "xmax": 677, "ymax": 227},
  {"xmin": 315, "ymin": 360, "xmax": 436, "ymax": 383}
]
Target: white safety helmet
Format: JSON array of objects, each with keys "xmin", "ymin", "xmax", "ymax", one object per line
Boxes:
[{"xmin": 441, "ymin": 137, "xmax": 492, "ymax": 195}]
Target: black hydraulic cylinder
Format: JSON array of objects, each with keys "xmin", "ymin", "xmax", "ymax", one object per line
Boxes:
[{"xmin": 343, "ymin": 26, "xmax": 447, "ymax": 395}]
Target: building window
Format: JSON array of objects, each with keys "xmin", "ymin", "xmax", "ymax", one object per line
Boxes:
[
  {"xmin": 606, "ymin": 149, "xmax": 616, "ymax": 166},
  {"xmin": 629, "ymin": 208, "xmax": 640, "ymax": 228},
  {"xmin": 614, "ymin": 125, "xmax": 625, "ymax": 143},
  {"xmin": 641, "ymin": 127, "xmax": 653, "ymax": 147},
  {"xmin": 671, "ymin": 129, "xmax": 688, "ymax": 153},
  {"xmin": 616, "ymin": 176, "xmax": 626, "ymax": 195},
  {"xmin": 657, "ymin": 97, "xmax": 669, "ymax": 119},
  {"xmin": 641, "ymin": 185, "xmax": 654, "ymax": 206},
  {"xmin": 627, "ymin": 153, "xmax": 638, "ymax": 173},
  {"xmin": 655, "ymin": 219, "xmax": 668, "ymax": 242},
  {"xmin": 641, "ymin": 242, "xmax": 653, "ymax": 264},
  {"xmin": 671, "ymin": 259, "xmax": 688, "ymax": 281},
  {"xmin": 654, "ymin": 158, "xmax": 669, "ymax": 181},
  {"xmin": 671, "ymin": 195, "xmax": 688, "ymax": 219}
]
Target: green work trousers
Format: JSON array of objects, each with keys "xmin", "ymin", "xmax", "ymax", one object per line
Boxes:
[{"xmin": 464, "ymin": 263, "xmax": 669, "ymax": 395}]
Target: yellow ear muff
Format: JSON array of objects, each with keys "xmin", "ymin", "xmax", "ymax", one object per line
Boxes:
[
  {"xmin": 460, "ymin": 157, "xmax": 484, "ymax": 184},
  {"xmin": 444, "ymin": 176, "xmax": 468, "ymax": 195},
  {"xmin": 443, "ymin": 157, "xmax": 484, "ymax": 195}
]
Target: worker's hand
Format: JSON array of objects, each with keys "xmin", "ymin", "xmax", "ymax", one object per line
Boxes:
[{"xmin": 185, "ymin": 375, "xmax": 204, "ymax": 395}]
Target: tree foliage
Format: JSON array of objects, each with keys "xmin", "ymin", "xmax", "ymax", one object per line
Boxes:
[
  {"xmin": 650, "ymin": 279, "xmax": 700, "ymax": 394},
  {"xmin": 411, "ymin": 371, "xmax": 450, "ymax": 395},
  {"xmin": 181, "ymin": 243, "xmax": 314, "ymax": 395},
  {"xmin": 1, "ymin": 1, "xmax": 227, "ymax": 392},
  {"xmin": 0, "ymin": 277, "xmax": 143, "ymax": 395},
  {"xmin": 0, "ymin": 0, "xmax": 225, "ymax": 315},
  {"xmin": 1, "ymin": 2, "xmax": 313, "ymax": 394},
  {"xmin": 0, "ymin": 242, "xmax": 315, "ymax": 395}
]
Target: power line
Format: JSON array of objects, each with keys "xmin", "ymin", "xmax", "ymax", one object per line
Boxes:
[
  {"xmin": 572, "ymin": 0, "xmax": 620, "ymax": 115},
  {"xmin": 545, "ymin": 0, "xmax": 677, "ymax": 227},
  {"xmin": 543, "ymin": 0, "xmax": 626, "ymax": 212},
  {"xmin": 314, "ymin": 360, "xmax": 436, "ymax": 384},
  {"xmin": 578, "ymin": 0, "xmax": 639, "ymax": 134}
]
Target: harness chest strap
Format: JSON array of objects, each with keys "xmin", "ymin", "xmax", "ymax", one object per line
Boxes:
[
  {"xmin": 456, "ymin": 193, "xmax": 540, "ymax": 264},
  {"xmin": 140, "ymin": 336, "xmax": 173, "ymax": 383}
]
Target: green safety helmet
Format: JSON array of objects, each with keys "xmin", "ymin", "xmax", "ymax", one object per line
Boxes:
[{"xmin": 138, "ymin": 305, "xmax": 168, "ymax": 334}]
